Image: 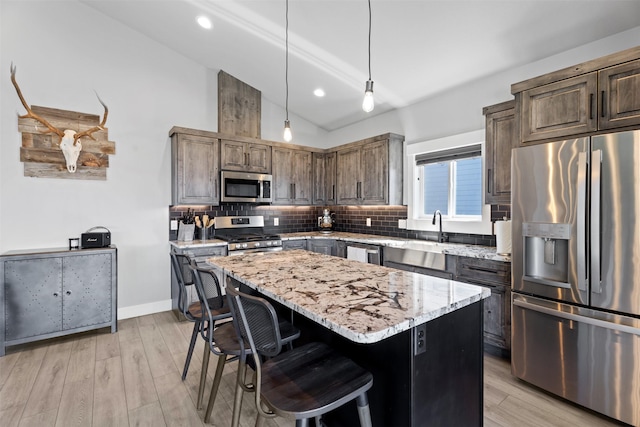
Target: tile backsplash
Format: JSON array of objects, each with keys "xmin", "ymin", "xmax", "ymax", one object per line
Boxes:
[{"xmin": 170, "ymin": 204, "xmax": 509, "ymax": 247}]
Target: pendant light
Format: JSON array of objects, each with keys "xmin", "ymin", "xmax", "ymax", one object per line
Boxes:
[
  {"xmin": 283, "ymin": 0, "xmax": 293, "ymax": 142},
  {"xmin": 362, "ymin": 0, "xmax": 374, "ymax": 113}
]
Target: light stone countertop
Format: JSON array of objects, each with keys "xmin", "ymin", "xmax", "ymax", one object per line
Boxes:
[
  {"xmin": 169, "ymin": 239, "xmax": 227, "ymax": 250},
  {"xmin": 207, "ymin": 249, "xmax": 491, "ymax": 344},
  {"xmin": 169, "ymin": 231, "xmax": 511, "ymax": 262},
  {"xmin": 281, "ymin": 231, "xmax": 511, "ymax": 262}
]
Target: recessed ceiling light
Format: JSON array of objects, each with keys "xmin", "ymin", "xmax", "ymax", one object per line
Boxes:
[
  {"xmin": 197, "ymin": 16, "xmax": 212, "ymax": 29},
  {"xmin": 314, "ymin": 88, "xmax": 325, "ymax": 97}
]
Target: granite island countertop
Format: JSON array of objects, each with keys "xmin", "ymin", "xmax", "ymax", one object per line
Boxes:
[{"xmin": 207, "ymin": 249, "xmax": 491, "ymax": 344}]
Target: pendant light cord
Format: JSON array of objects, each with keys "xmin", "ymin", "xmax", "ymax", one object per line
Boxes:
[
  {"xmin": 285, "ymin": 0, "xmax": 289, "ymax": 121},
  {"xmin": 367, "ymin": 0, "xmax": 372, "ymax": 81}
]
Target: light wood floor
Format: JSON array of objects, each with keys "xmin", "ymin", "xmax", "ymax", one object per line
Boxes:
[{"xmin": 0, "ymin": 311, "xmax": 627, "ymax": 427}]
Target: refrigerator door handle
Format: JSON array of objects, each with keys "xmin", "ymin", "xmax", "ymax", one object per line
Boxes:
[
  {"xmin": 591, "ymin": 149, "xmax": 602, "ymax": 294},
  {"xmin": 513, "ymin": 298, "xmax": 640, "ymax": 337},
  {"xmin": 577, "ymin": 152, "xmax": 588, "ymax": 291}
]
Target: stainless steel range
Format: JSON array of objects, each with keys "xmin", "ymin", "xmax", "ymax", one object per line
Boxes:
[{"xmin": 214, "ymin": 216, "xmax": 282, "ymax": 255}]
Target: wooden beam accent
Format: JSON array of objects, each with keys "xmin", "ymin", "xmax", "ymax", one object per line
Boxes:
[
  {"xmin": 218, "ymin": 70, "xmax": 261, "ymax": 138},
  {"xmin": 20, "ymin": 147, "xmax": 109, "ymax": 168},
  {"xmin": 23, "ymin": 163, "xmax": 107, "ymax": 180}
]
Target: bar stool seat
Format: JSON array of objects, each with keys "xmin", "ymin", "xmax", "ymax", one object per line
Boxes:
[{"xmin": 261, "ymin": 341, "xmax": 373, "ymax": 420}]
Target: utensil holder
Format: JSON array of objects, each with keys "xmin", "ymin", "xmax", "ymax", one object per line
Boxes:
[
  {"xmin": 178, "ymin": 222, "xmax": 195, "ymax": 242},
  {"xmin": 200, "ymin": 227, "xmax": 209, "ymax": 241}
]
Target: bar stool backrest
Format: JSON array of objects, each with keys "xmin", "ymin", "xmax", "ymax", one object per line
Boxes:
[
  {"xmin": 225, "ymin": 285, "xmax": 282, "ymax": 358},
  {"xmin": 170, "ymin": 253, "xmax": 197, "ymax": 320}
]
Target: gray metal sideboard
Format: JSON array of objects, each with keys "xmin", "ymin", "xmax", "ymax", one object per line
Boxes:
[{"xmin": 1, "ymin": 246, "xmax": 117, "ymax": 356}]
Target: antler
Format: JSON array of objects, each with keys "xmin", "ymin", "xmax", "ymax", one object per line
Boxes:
[
  {"xmin": 10, "ymin": 63, "xmax": 64, "ymax": 141},
  {"xmin": 73, "ymin": 93, "xmax": 108, "ymax": 145}
]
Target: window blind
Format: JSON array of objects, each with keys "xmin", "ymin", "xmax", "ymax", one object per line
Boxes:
[{"xmin": 415, "ymin": 144, "xmax": 481, "ymax": 165}]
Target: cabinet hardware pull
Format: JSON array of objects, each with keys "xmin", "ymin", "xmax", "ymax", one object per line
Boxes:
[
  {"xmin": 466, "ymin": 265, "xmax": 501, "ymax": 274},
  {"xmin": 293, "ymin": 183, "xmax": 296, "ymax": 199},
  {"xmin": 600, "ymin": 90, "xmax": 606, "ymax": 118},
  {"xmin": 487, "ymin": 169, "xmax": 492, "ymax": 194},
  {"xmin": 247, "ymin": 153, "xmax": 251, "ymax": 166},
  {"xmin": 66, "ymin": 290, "xmax": 72, "ymax": 295},
  {"xmin": 589, "ymin": 93, "xmax": 594, "ymax": 120},
  {"xmin": 332, "ymin": 184, "xmax": 335, "ymax": 200},
  {"xmin": 53, "ymin": 292, "xmax": 59, "ymax": 297}
]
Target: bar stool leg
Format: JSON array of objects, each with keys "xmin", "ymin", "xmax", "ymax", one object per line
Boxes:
[
  {"xmin": 231, "ymin": 360, "xmax": 247, "ymax": 427},
  {"xmin": 356, "ymin": 393, "xmax": 372, "ymax": 427},
  {"xmin": 182, "ymin": 321, "xmax": 200, "ymax": 380},
  {"xmin": 197, "ymin": 344, "xmax": 210, "ymax": 409},
  {"xmin": 204, "ymin": 354, "xmax": 227, "ymax": 423}
]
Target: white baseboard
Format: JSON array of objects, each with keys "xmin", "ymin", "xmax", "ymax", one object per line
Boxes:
[{"xmin": 118, "ymin": 299, "xmax": 172, "ymax": 320}]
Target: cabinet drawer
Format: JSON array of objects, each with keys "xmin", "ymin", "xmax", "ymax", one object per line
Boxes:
[{"xmin": 456, "ymin": 257, "xmax": 510, "ymax": 287}]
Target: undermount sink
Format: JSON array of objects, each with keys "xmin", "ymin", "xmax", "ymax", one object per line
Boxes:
[{"xmin": 384, "ymin": 245, "xmax": 447, "ymax": 271}]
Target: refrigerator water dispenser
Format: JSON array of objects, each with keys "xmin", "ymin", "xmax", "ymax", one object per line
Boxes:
[{"xmin": 522, "ymin": 223, "xmax": 571, "ymax": 288}]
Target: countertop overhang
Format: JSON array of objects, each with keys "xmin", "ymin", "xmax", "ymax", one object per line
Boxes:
[{"xmin": 207, "ymin": 249, "xmax": 491, "ymax": 344}]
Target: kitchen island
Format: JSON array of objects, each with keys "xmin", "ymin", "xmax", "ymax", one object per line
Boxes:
[{"xmin": 208, "ymin": 249, "xmax": 490, "ymax": 427}]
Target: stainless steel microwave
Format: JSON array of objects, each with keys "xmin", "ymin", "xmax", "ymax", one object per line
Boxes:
[{"xmin": 220, "ymin": 170, "xmax": 272, "ymax": 203}]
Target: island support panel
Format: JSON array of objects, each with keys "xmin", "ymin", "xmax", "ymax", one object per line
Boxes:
[{"xmin": 238, "ymin": 283, "xmax": 483, "ymax": 427}]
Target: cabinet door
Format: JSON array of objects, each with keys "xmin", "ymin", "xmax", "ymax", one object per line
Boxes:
[
  {"xmin": 312, "ymin": 152, "xmax": 337, "ymax": 205},
  {"xmin": 307, "ymin": 239, "xmax": 335, "ymax": 256},
  {"xmin": 62, "ymin": 253, "xmax": 113, "ymax": 330},
  {"xmin": 291, "ymin": 150, "xmax": 312, "ymax": 204},
  {"xmin": 599, "ymin": 59, "xmax": 640, "ymax": 130},
  {"xmin": 361, "ymin": 140, "xmax": 388, "ymax": 204},
  {"xmin": 521, "ymin": 73, "xmax": 597, "ymax": 143},
  {"xmin": 173, "ymin": 134, "xmax": 219, "ymax": 205},
  {"xmin": 246, "ymin": 143, "xmax": 271, "ymax": 173},
  {"xmin": 336, "ymin": 147, "xmax": 361, "ymax": 204},
  {"xmin": 482, "ymin": 284, "xmax": 507, "ymax": 349},
  {"xmin": 312, "ymin": 152, "xmax": 327, "ymax": 205},
  {"xmin": 484, "ymin": 102, "xmax": 515, "ymax": 204},
  {"xmin": 4, "ymin": 258, "xmax": 63, "ymax": 340},
  {"xmin": 220, "ymin": 140, "xmax": 247, "ymax": 171},
  {"xmin": 272, "ymin": 147, "xmax": 293, "ymax": 204}
]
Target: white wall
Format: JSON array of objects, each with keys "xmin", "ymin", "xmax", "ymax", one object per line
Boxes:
[{"xmin": 0, "ymin": 0, "xmax": 327, "ymax": 317}]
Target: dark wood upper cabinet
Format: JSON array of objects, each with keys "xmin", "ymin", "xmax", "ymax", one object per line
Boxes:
[
  {"xmin": 220, "ymin": 139, "xmax": 271, "ymax": 173},
  {"xmin": 599, "ymin": 59, "xmax": 640, "ymax": 130},
  {"xmin": 171, "ymin": 128, "xmax": 219, "ymax": 205},
  {"xmin": 512, "ymin": 46, "xmax": 640, "ymax": 144},
  {"xmin": 483, "ymin": 100, "xmax": 516, "ymax": 204},
  {"xmin": 272, "ymin": 146, "xmax": 313, "ymax": 205},
  {"xmin": 312, "ymin": 151, "xmax": 337, "ymax": 205}
]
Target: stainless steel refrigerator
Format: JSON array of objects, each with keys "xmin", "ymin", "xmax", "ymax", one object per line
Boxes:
[{"xmin": 511, "ymin": 130, "xmax": 640, "ymax": 426}]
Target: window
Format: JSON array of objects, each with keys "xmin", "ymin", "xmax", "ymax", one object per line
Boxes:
[
  {"xmin": 417, "ymin": 144, "xmax": 482, "ymax": 219},
  {"xmin": 405, "ymin": 130, "xmax": 492, "ymax": 235}
]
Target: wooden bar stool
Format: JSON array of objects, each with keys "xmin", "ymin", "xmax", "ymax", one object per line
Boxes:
[{"xmin": 226, "ymin": 285, "xmax": 374, "ymax": 427}]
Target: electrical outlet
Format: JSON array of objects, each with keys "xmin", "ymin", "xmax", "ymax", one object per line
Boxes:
[
  {"xmin": 366, "ymin": 218, "xmax": 371, "ymax": 227},
  {"xmin": 398, "ymin": 219, "xmax": 407, "ymax": 229},
  {"xmin": 170, "ymin": 220, "xmax": 179, "ymax": 230},
  {"xmin": 274, "ymin": 218, "xmax": 279, "ymax": 226}
]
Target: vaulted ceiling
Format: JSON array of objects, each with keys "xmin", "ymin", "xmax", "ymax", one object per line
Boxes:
[{"xmin": 82, "ymin": 0, "xmax": 640, "ymax": 131}]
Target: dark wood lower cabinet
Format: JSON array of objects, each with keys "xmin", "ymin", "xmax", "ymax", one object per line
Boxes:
[{"xmin": 455, "ymin": 256, "xmax": 511, "ymax": 354}]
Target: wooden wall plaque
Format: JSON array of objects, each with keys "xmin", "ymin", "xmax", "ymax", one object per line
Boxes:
[
  {"xmin": 17, "ymin": 105, "xmax": 116, "ymax": 180},
  {"xmin": 218, "ymin": 70, "xmax": 261, "ymax": 138}
]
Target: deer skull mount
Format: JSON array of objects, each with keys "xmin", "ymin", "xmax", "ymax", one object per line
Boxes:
[{"xmin": 10, "ymin": 63, "xmax": 108, "ymax": 173}]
